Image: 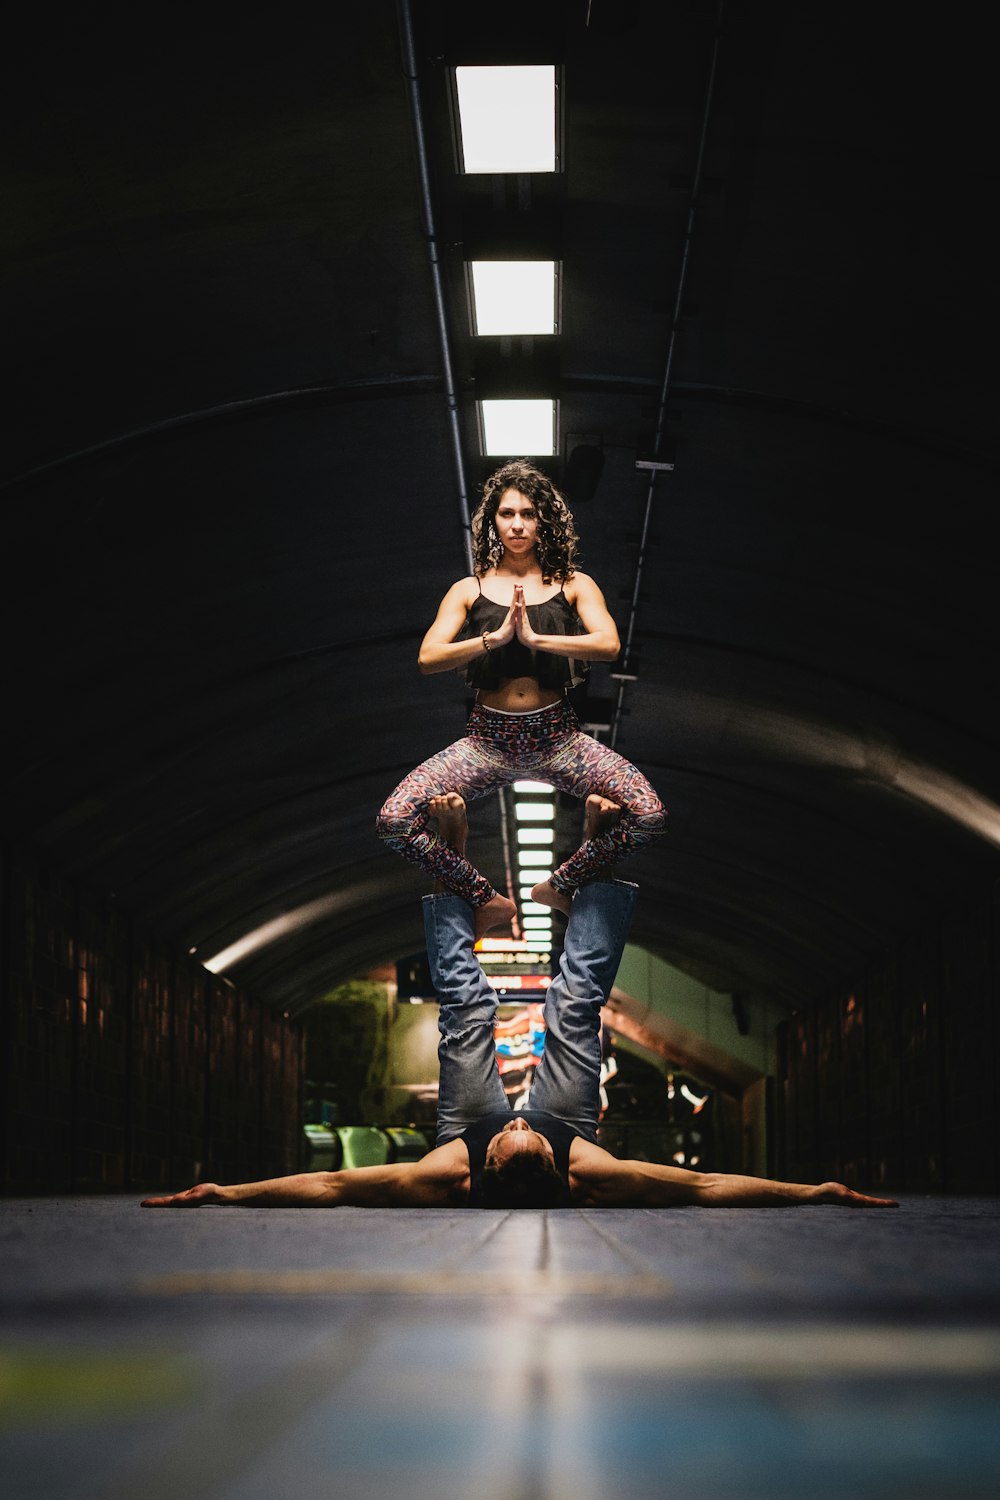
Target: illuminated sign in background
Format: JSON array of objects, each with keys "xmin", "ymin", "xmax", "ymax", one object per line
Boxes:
[{"xmin": 476, "ymin": 934, "xmax": 551, "ymax": 1000}]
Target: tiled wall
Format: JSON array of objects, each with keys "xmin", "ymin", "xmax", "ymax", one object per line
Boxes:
[
  {"xmin": 776, "ymin": 878, "xmax": 1000, "ymax": 1193},
  {"xmin": 0, "ymin": 853, "xmax": 304, "ymax": 1194}
]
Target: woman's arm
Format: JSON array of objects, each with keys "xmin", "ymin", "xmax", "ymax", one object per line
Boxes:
[
  {"xmin": 417, "ymin": 578, "xmax": 516, "ymax": 675},
  {"xmin": 570, "ymin": 1143, "xmax": 898, "ymax": 1208},
  {"xmin": 516, "ymin": 573, "xmax": 620, "ymax": 662}
]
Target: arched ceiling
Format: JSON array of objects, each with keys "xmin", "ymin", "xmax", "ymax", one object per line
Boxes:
[{"xmin": 4, "ymin": 1, "xmax": 998, "ymax": 1016}]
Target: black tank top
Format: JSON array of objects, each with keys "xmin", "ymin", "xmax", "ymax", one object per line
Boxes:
[
  {"xmin": 461, "ymin": 1110, "xmax": 580, "ymax": 1207},
  {"xmin": 460, "ymin": 588, "xmax": 590, "ymax": 691}
]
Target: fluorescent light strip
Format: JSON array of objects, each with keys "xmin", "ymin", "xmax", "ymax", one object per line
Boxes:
[
  {"xmin": 516, "ymin": 827, "xmax": 555, "ymax": 845},
  {"xmin": 518, "ymin": 853, "xmax": 551, "ymax": 870},
  {"xmin": 481, "ymin": 399, "xmax": 555, "ymax": 456},
  {"xmin": 455, "ymin": 65, "xmax": 556, "ymax": 174},
  {"xmin": 514, "ymin": 780, "xmax": 553, "ymax": 793},
  {"xmin": 514, "ymin": 802, "xmax": 556, "ymax": 821},
  {"xmin": 471, "ymin": 261, "xmax": 556, "ymax": 336}
]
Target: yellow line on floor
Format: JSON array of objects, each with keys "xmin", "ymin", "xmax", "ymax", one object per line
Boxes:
[{"xmin": 137, "ymin": 1268, "xmax": 672, "ymax": 1297}]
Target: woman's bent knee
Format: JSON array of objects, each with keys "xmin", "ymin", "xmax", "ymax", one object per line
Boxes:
[
  {"xmin": 376, "ymin": 803, "xmax": 419, "ymax": 845},
  {"xmin": 625, "ymin": 800, "xmax": 666, "ymax": 840},
  {"xmin": 646, "ymin": 802, "xmax": 667, "ymax": 835}
]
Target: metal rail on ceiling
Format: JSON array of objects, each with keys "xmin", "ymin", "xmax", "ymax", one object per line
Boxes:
[
  {"xmin": 397, "ymin": 0, "xmax": 474, "ymax": 578},
  {"xmin": 397, "ymin": 0, "xmax": 521, "ymax": 933},
  {"xmin": 609, "ymin": 0, "xmax": 726, "ymax": 750}
]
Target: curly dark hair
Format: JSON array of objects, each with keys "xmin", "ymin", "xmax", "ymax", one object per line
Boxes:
[
  {"xmin": 470, "ymin": 460, "xmax": 580, "ymax": 583},
  {"xmin": 479, "ymin": 1149, "xmax": 563, "ymax": 1209}
]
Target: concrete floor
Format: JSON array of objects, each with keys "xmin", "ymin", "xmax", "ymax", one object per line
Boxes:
[{"xmin": 2, "ymin": 1195, "xmax": 999, "ymax": 1499}]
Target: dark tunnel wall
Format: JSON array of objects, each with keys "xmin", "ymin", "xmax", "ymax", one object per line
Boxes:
[
  {"xmin": 3, "ymin": 843, "xmax": 998, "ymax": 1194},
  {"xmin": 0, "ymin": 851, "xmax": 304, "ymax": 1194},
  {"xmin": 777, "ymin": 876, "xmax": 1000, "ymax": 1196}
]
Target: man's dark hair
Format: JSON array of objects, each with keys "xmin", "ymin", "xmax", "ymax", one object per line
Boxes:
[{"xmin": 480, "ymin": 1151, "xmax": 563, "ymax": 1208}]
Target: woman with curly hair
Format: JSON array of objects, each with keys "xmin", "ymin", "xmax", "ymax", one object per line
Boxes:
[{"xmin": 376, "ymin": 459, "xmax": 665, "ymax": 937}]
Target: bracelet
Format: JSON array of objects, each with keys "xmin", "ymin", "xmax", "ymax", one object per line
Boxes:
[{"xmin": 482, "ymin": 632, "xmax": 493, "ymax": 653}]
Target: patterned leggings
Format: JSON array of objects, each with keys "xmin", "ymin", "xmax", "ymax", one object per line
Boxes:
[{"xmin": 376, "ymin": 698, "xmax": 666, "ymax": 907}]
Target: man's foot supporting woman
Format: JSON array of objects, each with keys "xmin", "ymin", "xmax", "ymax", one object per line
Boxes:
[
  {"xmin": 531, "ymin": 794, "xmax": 622, "ymax": 916},
  {"xmin": 428, "ymin": 792, "xmax": 517, "ymax": 939}
]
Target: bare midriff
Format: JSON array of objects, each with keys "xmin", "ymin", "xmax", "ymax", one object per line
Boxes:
[{"xmin": 478, "ymin": 676, "xmax": 562, "ymax": 713}]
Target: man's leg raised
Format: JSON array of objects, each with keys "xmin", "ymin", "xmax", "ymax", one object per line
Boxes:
[
  {"xmin": 529, "ymin": 816, "xmax": 637, "ymax": 1140},
  {"xmin": 423, "ymin": 796, "xmax": 509, "ymax": 1144}
]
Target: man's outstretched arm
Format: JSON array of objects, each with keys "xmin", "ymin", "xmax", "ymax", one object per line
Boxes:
[
  {"xmin": 570, "ymin": 1144, "xmax": 898, "ymax": 1208},
  {"xmin": 141, "ymin": 1142, "xmax": 468, "ymax": 1209}
]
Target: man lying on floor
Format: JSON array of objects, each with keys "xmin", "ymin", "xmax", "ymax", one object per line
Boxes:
[{"xmin": 143, "ymin": 795, "xmax": 896, "ymax": 1213}]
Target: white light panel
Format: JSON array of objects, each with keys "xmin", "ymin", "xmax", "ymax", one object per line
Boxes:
[
  {"xmin": 480, "ymin": 399, "xmax": 555, "ymax": 456},
  {"xmin": 471, "ymin": 261, "xmax": 556, "ymax": 335},
  {"xmin": 517, "ymin": 827, "xmax": 555, "ymax": 845},
  {"xmin": 455, "ymin": 65, "xmax": 556, "ymax": 174},
  {"xmin": 514, "ymin": 802, "xmax": 556, "ymax": 821}
]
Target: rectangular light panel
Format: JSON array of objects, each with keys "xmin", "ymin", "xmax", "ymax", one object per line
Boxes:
[
  {"xmin": 455, "ymin": 65, "xmax": 556, "ymax": 174},
  {"xmin": 517, "ymin": 827, "xmax": 555, "ymax": 845},
  {"xmin": 514, "ymin": 802, "xmax": 556, "ymax": 821},
  {"xmin": 481, "ymin": 399, "xmax": 555, "ymax": 456},
  {"xmin": 471, "ymin": 261, "xmax": 556, "ymax": 336}
]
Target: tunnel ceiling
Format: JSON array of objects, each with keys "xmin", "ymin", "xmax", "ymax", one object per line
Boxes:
[{"xmin": 4, "ymin": 1, "xmax": 998, "ymax": 1017}]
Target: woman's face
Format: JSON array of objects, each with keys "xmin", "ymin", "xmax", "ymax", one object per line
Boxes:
[{"xmin": 493, "ymin": 488, "xmax": 539, "ymax": 558}]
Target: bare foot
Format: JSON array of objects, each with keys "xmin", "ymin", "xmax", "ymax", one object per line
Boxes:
[
  {"xmin": 530, "ymin": 878, "xmax": 572, "ymax": 917},
  {"xmin": 584, "ymin": 793, "xmax": 622, "ymax": 840},
  {"xmin": 474, "ymin": 892, "xmax": 517, "ymax": 940},
  {"xmin": 428, "ymin": 792, "xmax": 468, "ymax": 855}
]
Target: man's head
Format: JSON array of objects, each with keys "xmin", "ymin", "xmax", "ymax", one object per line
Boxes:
[{"xmin": 480, "ymin": 1117, "xmax": 562, "ymax": 1208}]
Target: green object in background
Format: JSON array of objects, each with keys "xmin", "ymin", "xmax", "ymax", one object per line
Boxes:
[
  {"xmin": 303, "ymin": 1123, "xmax": 337, "ymax": 1170},
  {"xmin": 335, "ymin": 1126, "xmax": 391, "ymax": 1169},
  {"xmin": 384, "ymin": 1127, "xmax": 429, "ymax": 1161},
  {"xmin": 302, "ymin": 1124, "xmax": 430, "ymax": 1169}
]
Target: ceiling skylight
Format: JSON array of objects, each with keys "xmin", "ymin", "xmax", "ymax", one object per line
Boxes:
[
  {"xmin": 471, "ymin": 261, "xmax": 557, "ymax": 336},
  {"xmin": 455, "ymin": 66, "xmax": 556, "ymax": 174},
  {"xmin": 481, "ymin": 399, "xmax": 555, "ymax": 455}
]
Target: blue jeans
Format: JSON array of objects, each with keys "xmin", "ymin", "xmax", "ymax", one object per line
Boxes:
[{"xmin": 424, "ymin": 879, "xmax": 638, "ymax": 1145}]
